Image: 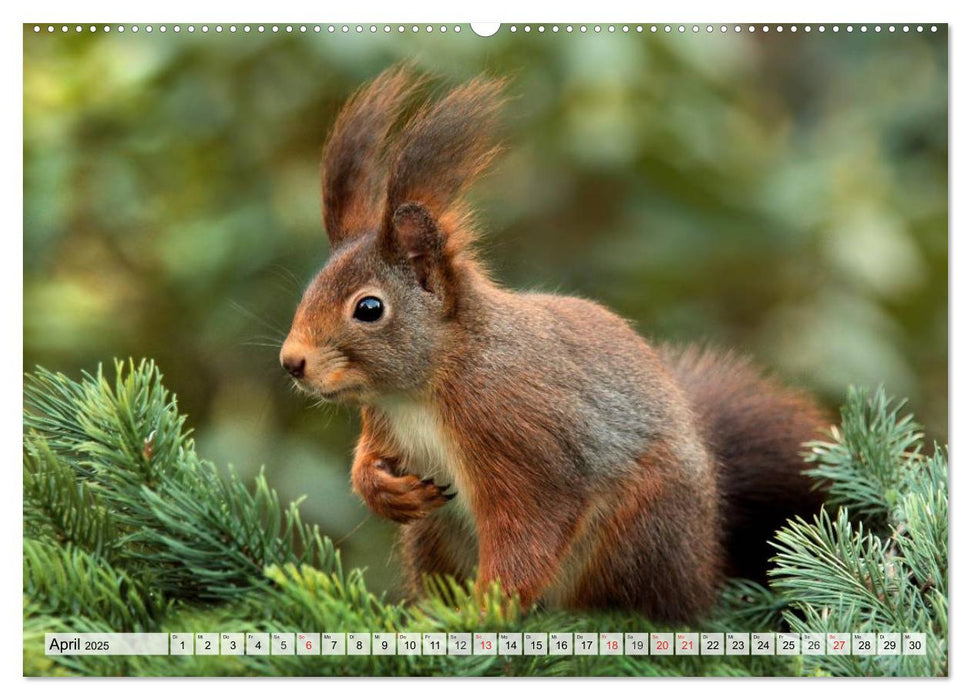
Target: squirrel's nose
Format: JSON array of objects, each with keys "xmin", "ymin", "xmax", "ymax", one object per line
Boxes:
[{"xmin": 281, "ymin": 354, "xmax": 306, "ymax": 379}]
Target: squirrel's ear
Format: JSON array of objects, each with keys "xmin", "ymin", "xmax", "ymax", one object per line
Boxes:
[
  {"xmin": 321, "ymin": 66, "xmax": 418, "ymax": 250},
  {"xmin": 389, "ymin": 202, "xmax": 445, "ymax": 294},
  {"xmin": 380, "ymin": 75, "xmax": 505, "ymax": 249}
]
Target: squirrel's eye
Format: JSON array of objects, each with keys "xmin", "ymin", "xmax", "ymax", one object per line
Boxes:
[{"xmin": 353, "ymin": 296, "xmax": 384, "ymax": 323}]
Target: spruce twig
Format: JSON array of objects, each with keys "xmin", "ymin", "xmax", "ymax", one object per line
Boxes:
[{"xmin": 22, "ymin": 364, "xmax": 947, "ymax": 676}]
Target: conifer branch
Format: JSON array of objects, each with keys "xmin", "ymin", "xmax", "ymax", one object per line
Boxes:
[{"xmin": 22, "ymin": 364, "xmax": 947, "ymax": 676}]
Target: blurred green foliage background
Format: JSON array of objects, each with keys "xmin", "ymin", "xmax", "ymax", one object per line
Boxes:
[{"xmin": 23, "ymin": 25, "xmax": 947, "ymax": 596}]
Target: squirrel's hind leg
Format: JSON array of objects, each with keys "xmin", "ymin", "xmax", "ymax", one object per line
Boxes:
[
  {"xmin": 568, "ymin": 442, "xmax": 723, "ymax": 624},
  {"xmin": 398, "ymin": 509, "xmax": 478, "ymax": 600}
]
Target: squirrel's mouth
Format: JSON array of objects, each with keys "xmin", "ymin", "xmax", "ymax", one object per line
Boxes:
[
  {"xmin": 317, "ymin": 388, "xmax": 346, "ymax": 401},
  {"xmin": 289, "ymin": 377, "xmax": 358, "ymax": 404},
  {"xmin": 313, "ymin": 385, "xmax": 361, "ymax": 403}
]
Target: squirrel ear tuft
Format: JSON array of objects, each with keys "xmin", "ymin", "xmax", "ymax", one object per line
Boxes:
[
  {"xmin": 390, "ymin": 202, "xmax": 444, "ymax": 293},
  {"xmin": 382, "ymin": 76, "xmax": 506, "ymax": 247},
  {"xmin": 321, "ymin": 66, "xmax": 420, "ymax": 250}
]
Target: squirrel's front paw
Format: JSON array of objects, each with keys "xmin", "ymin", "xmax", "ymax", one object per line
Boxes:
[{"xmin": 354, "ymin": 457, "xmax": 455, "ymax": 523}]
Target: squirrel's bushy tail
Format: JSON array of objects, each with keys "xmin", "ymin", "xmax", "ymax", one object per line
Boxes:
[{"xmin": 660, "ymin": 345, "xmax": 828, "ymax": 583}]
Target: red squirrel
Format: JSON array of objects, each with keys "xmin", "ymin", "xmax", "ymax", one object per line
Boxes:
[{"xmin": 280, "ymin": 67, "xmax": 827, "ymax": 623}]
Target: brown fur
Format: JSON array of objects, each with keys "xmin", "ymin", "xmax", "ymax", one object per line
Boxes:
[
  {"xmin": 659, "ymin": 345, "xmax": 828, "ymax": 583},
  {"xmin": 570, "ymin": 442, "xmax": 722, "ymax": 622},
  {"xmin": 399, "ymin": 509, "xmax": 478, "ymax": 595},
  {"xmin": 383, "ymin": 77, "xmax": 505, "ymax": 241},
  {"xmin": 281, "ymin": 68, "xmax": 828, "ymax": 623},
  {"xmin": 321, "ymin": 66, "xmax": 419, "ymax": 247}
]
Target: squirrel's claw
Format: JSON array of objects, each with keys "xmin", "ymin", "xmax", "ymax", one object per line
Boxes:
[{"xmin": 355, "ymin": 458, "xmax": 455, "ymax": 524}]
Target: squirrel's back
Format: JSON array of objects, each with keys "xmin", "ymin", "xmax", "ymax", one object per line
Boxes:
[
  {"xmin": 659, "ymin": 345, "xmax": 828, "ymax": 582},
  {"xmin": 455, "ymin": 289, "xmax": 710, "ymax": 482}
]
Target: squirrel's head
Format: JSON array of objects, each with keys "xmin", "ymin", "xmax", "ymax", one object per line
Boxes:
[{"xmin": 280, "ymin": 67, "xmax": 505, "ymax": 404}]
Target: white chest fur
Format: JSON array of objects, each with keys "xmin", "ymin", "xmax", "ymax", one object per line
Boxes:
[{"xmin": 376, "ymin": 399, "xmax": 470, "ymax": 513}]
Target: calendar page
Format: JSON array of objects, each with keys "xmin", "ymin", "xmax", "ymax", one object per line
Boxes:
[{"xmin": 22, "ymin": 14, "xmax": 948, "ymax": 679}]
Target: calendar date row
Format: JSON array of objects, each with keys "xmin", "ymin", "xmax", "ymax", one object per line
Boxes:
[{"xmin": 47, "ymin": 632, "xmax": 927, "ymax": 657}]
